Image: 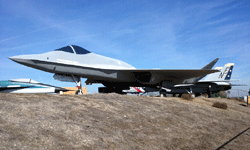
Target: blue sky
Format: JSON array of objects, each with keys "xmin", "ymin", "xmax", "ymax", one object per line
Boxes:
[{"xmin": 1, "ymin": 0, "xmax": 249, "ymax": 94}]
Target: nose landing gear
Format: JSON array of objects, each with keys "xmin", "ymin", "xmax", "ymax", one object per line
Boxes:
[{"xmin": 71, "ymin": 75, "xmax": 82, "ymax": 95}]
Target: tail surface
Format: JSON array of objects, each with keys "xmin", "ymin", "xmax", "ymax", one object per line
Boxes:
[
  {"xmin": 203, "ymin": 63, "xmax": 234, "ymax": 81},
  {"xmin": 201, "ymin": 58, "xmax": 219, "ymax": 70},
  {"xmin": 183, "ymin": 58, "xmax": 219, "ymax": 83}
]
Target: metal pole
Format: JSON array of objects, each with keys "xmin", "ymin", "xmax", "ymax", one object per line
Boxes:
[
  {"xmin": 238, "ymin": 89, "xmax": 239, "ymax": 99},
  {"xmin": 248, "ymin": 96, "xmax": 249, "ymax": 107}
]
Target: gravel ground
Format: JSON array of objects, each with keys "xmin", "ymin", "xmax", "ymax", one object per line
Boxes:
[{"xmin": 0, "ymin": 93, "xmax": 249, "ymax": 150}]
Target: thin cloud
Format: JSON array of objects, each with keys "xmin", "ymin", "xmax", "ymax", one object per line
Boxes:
[{"xmin": 0, "ymin": 18, "xmax": 90, "ymax": 43}]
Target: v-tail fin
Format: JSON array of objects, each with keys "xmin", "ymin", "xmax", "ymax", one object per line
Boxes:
[{"xmin": 183, "ymin": 58, "xmax": 219, "ymax": 83}]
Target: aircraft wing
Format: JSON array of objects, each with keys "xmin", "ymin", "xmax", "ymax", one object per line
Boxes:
[
  {"xmin": 0, "ymin": 86, "xmax": 34, "ymax": 91},
  {"xmin": 231, "ymin": 84, "xmax": 247, "ymax": 86},
  {"xmin": 0, "ymin": 85, "xmax": 69, "ymax": 93},
  {"xmin": 118, "ymin": 69, "xmax": 219, "ymax": 85},
  {"xmin": 198, "ymin": 79, "xmax": 241, "ymax": 83}
]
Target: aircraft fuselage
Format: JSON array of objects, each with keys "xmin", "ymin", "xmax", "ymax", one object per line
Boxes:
[{"xmin": 9, "ymin": 45, "xmax": 219, "ymax": 93}]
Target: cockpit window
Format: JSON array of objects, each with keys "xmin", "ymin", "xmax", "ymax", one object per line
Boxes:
[
  {"xmin": 55, "ymin": 46, "xmax": 74, "ymax": 53},
  {"xmin": 55, "ymin": 45, "xmax": 91, "ymax": 54},
  {"xmin": 72, "ymin": 45, "xmax": 91, "ymax": 54}
]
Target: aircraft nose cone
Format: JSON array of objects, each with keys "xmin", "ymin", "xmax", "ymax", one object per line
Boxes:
[
  {"xmin": 9, "ymin": 55, "xmax": 35, "ymax": 67},
  {"xmin": 9, "ymin": 56, "xmax": 17, "ymax": 61},
  {"xmin": 9, "ymin": 56, "xmax": 25, "ymax": 63}
]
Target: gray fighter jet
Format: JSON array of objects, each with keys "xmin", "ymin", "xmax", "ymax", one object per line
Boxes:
[
  {"xmin": 9, "ymin": 45, "xmax": 218, "ymax": 94},
  {"xmin": 159, "ymin": 63, "xmax": 237, "ymax": 98}
]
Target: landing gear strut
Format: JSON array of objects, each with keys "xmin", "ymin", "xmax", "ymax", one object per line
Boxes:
[
  {"xmin": 207, "ymin": 85, "xmax": 212, "ymax": 98},
  {"xmin": 72, "ymin": 75, "xmax": 82, "ymax": 95}
]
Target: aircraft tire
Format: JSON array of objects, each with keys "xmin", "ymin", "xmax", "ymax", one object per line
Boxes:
[
  {"xmin": 98, "ymin": 87, "xmax": 112, "ymax": 93},
  {"xmin": 189, "ymin": 93, "xmax": 195, "ymax": 99},
  {"xmin": 98, "ymin": 87, "xmax": 125, "ymax": 94}
]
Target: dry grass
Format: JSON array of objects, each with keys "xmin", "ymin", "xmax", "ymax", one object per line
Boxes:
[
  {"xmin": 212, "ymin": 102, "xmax": 228, "ymax": 110},
  {"xmin": 201, "ymin": 93, "xmax": 209, "ymax": 98},
  {"xmin": 228, "ymin": 97, "xmax": 245, "ymax": 103},
  {"xmin": 0, "ymin": 93, "xmax": 250, "ymax": 149}
]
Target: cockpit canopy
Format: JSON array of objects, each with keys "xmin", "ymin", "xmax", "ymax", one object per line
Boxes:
[{"xmin": 55, "ymin": 45, "xmax": 91, "ymax": 54}]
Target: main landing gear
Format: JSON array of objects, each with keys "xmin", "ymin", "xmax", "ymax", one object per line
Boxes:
[
  {"xmin": 184, "ymin": 87, "xmax": 195, "ymax": 98},
  {"xmin": 207, "ymin": 85, "xmax": 212, "ymax": 98},
  {"xmin": 98, "ymin": 87, "xmax": 125, "ymax": 94}
]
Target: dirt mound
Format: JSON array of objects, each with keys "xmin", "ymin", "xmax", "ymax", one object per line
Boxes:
[{"xmin": 0, "ymin": 93, "xmax": 249, "ymax": 149}]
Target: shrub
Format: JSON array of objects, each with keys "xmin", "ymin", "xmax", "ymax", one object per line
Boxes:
[
  {"xmin": 181, "ymin": 94, "xmax": 194, "ymax": 101},
  {"xmin": 212, "ymin": 102, "xmax": 228, "ymax": 110},
  {"xmin": 213, "ymin": 91, "xmax": 228, "ymax": 98}
]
